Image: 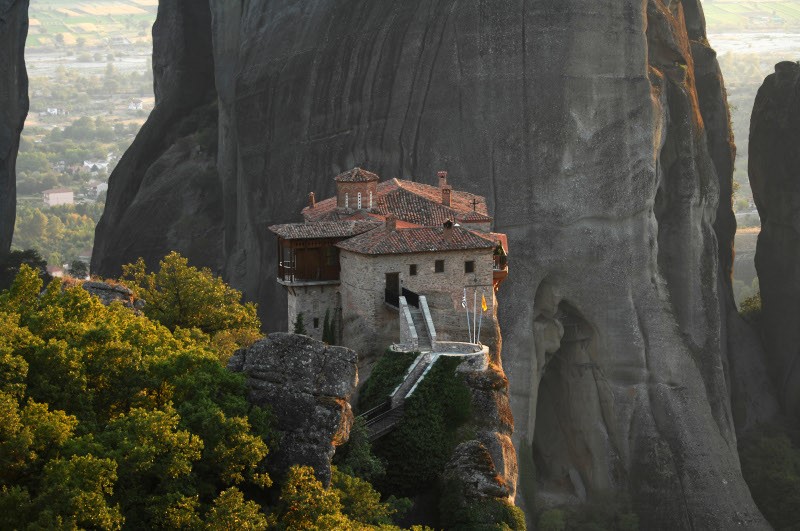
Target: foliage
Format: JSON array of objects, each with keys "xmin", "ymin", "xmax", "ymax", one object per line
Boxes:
[
  {"xmin": 69, "ymin": 259, "xmax": 89, "ymax": 278},
  {"xmin": 294, "ymin": 312, "xmax": 307, "ymax": 335},
  {"xmin": 357, "ymin": 351, "xmax": 418, "ymax": 413},
  {"xmin": 373, "ymin": 357, "xmax": 473, "ymax": 496},
  {"xmin": 538, "ymin": 509, "xmax": 567, "ymax": 531},
  {"xmin": 0, "ymin": 249, "xmax": 50, "ymax": 291},
  {"xmin": 439, "ymin": 490, "xmax": 526, "ymax": 531},
  {"xmin": 0, "ymin": 265, "xmax": 274, "ymax": 529},
  {"xmin": 739, "ymin": 291, "xmax": 762, "ymax": 322},
  {"xmin": 740, "ymin": 430, "xmax": 800, "ymax": 529},
  {"xmin": 13, "ymin": 203, "xmax": 105, "ymax": 268},
  {"xmin": 275, "ymin": 465, "xmax": 403, "ymax": 530},
  {"xmin": 120, "ymin": 252, "xmax": 261, "ymax": 361},
  {"xmin": 323, "ymin": 307, "xmax": 336, "ymax": 344},
  {"xmin": 335, "ymin": 417, "xmax": 386, "ymax": 483}
]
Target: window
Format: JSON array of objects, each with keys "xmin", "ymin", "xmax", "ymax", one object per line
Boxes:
[
  {"xmin": 409, "ymin": 264, "xmax": 417, "ymax": 276},
  {"xmin": 345, "ymin": 193, "xmax": 349, "ymax": 208},
  {"xmin": 357, "ymin": 192, "xmax": 362, "ymax": 209},
  {"xmin": 313, "ymin": 318, "xmax": 320, "ymax": 329},
  {"xmin": 369, "ymin": 191, "xmax": 373, "ymax": 208},
  {"xmin": 465, "ymin": 260, "xmax": 475, "ymax": 274},
  {"xmin": 435, "ymin": 260, "xmax": 444, "ymax": 273}
]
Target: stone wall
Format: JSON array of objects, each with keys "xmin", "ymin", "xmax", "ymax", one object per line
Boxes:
[
  {"xmin": 286, "ymin": 282, "xmax": 340, "ymax": 341},
  {"xmin": 335, "ymin": 181, "xmax": 377, "ymax": 210},
  {"xmin": 339, "ymin": 247, "xmax": 497, "ymax": 368}
]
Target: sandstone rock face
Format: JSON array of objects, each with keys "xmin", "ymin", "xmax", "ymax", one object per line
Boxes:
[
  {"xmin": 227, "ymin": 333, "xmax": 358, "ymax": 485},
  {"xmin": 750, "ymin": 61, "xmax": 800, "ymax": 418},
  {"xmin": 91, "ymin": 0, "xmax": 223, "ymax": 276},
  {"xmin": 0, "ymin": 0, "xmax": 29, "ymax": 257},
  {"xmin": 93, "ymin": 0, "xmax": 768, "ymax": 526},
  {"xmin": 441, "ymin": 355, "xmax": 518, "ymax": 521}
]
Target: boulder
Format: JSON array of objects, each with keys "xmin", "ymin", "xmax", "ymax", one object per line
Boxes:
[{"xmin": 228, "ymin": 333, "xmax": 358, "ymax": 485}]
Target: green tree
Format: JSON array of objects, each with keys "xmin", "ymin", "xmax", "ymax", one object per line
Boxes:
[
  {"xmin": 323, "ymin": 308, "xmax": 336, "ymax": 344},
  {"xmin": 276, "ymin": 465, "xmax": 351, "ymax": 530},
  {"xmin": 120, "ymin": 252, "xmax": 261, "ymax": 361},
  {"xmin": 293, "ymin": 312, "xmax": 307, "ymax": 335},
  {"xmin": 0, "ymin": 266, "xmax": 275, "ymax": 529},
  {"xmin": 0, "ymin": 249, "xmax": 50, "ymax": 290},
  {"xmin": 69, "ymin": 260, "xmax": 89, "ymax": 279}
]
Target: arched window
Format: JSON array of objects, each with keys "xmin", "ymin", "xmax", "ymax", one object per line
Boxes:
[
  {"xmin": 369, "ymin": 191, "xmax": 373, "ymax": 208},
  {"xmin": 345, "ymin": 193, "xmax": 349, "ymax": 208},
  {"xmin": 357, "ymin": 192, "xmax": 362, "ymax": 209}
]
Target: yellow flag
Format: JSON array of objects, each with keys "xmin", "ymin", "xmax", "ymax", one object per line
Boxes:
[{"xmin": 481, "ymin": 294, "xmax": 488, "ymax": 312}]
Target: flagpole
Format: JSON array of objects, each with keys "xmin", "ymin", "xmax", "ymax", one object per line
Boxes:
[
  {"xmin": 477, "ymin": 289, "xmax": 484, "ymax": 344},
  {"xmin": 473, "ymin": 289, "xmax": 478, "ymax": 344},
  {"xmin": 463, "ymin": 288, "xmax": 471, "ymax": 343}
]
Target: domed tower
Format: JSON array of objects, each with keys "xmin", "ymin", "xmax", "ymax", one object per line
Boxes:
[{"xmin": 335, "ymin": 167, "xmax": 379, "ymax": 211}]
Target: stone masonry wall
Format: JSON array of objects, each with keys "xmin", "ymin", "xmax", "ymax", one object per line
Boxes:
[
  {"xmin": 335, "ymin": 181, "xmax": 378, "ymax": 210},
  {"xmin": 339, "ymin": 247, "xmax": 496, "ymax": 369},
  {"xmin": 286, "ymin": 283, "xmax": 340, "ymax": 341}
]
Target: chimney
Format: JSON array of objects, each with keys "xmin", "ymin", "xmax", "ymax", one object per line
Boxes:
[
  {"xmin": 308, "ymin": 192, "xmax": 316, "ymax": 209},
  {"xmin": 443, "ymin": 219, "xmax": 454, "ymax": 242},
  {"xmin": 442, "ymin": 185, "xmax": 452, "ymax": 207},
  {"xmin": 386, "ymin": 214, "xmax": 397, "ymax": 232},
  {"xmin": 438, "ymin": 170, "xmax": 448, "ymax": 189}
]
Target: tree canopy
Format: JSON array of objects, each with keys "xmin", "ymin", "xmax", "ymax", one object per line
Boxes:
[{"xmin": 120, "ymin": 252, "xmax": 261, "ymax": 362}]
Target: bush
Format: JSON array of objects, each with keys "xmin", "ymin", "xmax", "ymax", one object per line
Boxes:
[
  {"xmin": 740, "ymin": 430, "xmax": 800, "ymax": 529},
  {"xmin": 357, "ymin": 351, "xmax": 417, "ymax": 412},
  {"xmin": 373, "ymin": 357, "xmax": 473, "ymax": 496},
  {"xmin": 739, "ymin": 291, "xmax": 762, "ymax": 322},
  {"xmin": 539, "ymin": 509, "xmax": 567, "ymax": 531}
]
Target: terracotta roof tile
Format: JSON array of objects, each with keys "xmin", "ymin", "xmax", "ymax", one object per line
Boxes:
[
  {"xmin": 269, "ymin": 220, "xmax": 382, "ymax": 240},
  {"xmin": 303, "ymin": 178, "xmax": 489, "ymax": 226},
  {"xmin": 334, "ymin": 167, "xmax": 379, "ymax": 182},
  {"xmin": 336, "ymin": 225, "xmax": 496, "ymax": 255}
]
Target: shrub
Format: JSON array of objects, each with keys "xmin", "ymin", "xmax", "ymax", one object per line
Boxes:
[
  {"xmin": 539, "ymin": 509, "xmax": 567, "ymax": 531},
  {"xmin": 740, "ymin": 431, "xmax": 800, "ymax": 529},
  {"xmin": 739, "ymin": 292, "xmax": 762, "ymax": 322},
  {"xmin": 357, "ymin": 351, "xmax": 417, "ymax": 412},
  {"xmin": 374, "ymin": 357, "xmax": 473, "ymax": 496}
]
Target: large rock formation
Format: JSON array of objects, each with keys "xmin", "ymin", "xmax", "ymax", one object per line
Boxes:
[
  {"xmin": 93, "ymin": 0, "xmax": 769, "ymax": 527},
  {"xmin": 227, "ymin": 333, "xmax": 358, "ymax": 485},
  {"xmin": 0, "ymin": 0, "xmax": 29, "ymax": 257},
  {"xmin": 91, "ymin": 0, "xmax": 223, "ymax": 275},
  {"xmin": 441, "ymin": 355, "xmax": 519, "ymax": 528},
  {"xmin": 750, "ymin": 61, "xmax": 800, "ymax": 418}
]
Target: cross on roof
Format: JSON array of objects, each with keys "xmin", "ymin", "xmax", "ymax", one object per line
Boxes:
[{"xmin": 471, "ymin": 198, "xmax": 479, "ymax": 211}]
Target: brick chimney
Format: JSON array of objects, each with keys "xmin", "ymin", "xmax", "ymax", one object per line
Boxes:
[
  {"xmin": 443, "ymin": 219, "xmax": 454, "ymax": 242},
  {"xmin": 438, "ymin": 170, "xmax": 448, "ymax": 188},
  {"xmin": 386, "ymin": 214, "xmax": 397, "ymax": 232},
  {"xmin": 308, "ymin": 192, "xmax": 316, "ymax": 209},
  {"xmin": 442, "ymin": 185, "xmax": 452, "ymax": 207}
]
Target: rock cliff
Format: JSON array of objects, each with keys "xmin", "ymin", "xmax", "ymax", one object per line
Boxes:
[
  {"xmin": 750, "ymin": 61, "xmax": 800, "ymax": 418},
  {"xmin": 0, "ymin": 0, "xmax": 29, "ymax": 257},
  {"xmin": 92, "ymin": 0, "xmax": 768, "ymax": 526},
  {"xmin": 227, "ymin": 333, "xmax": 358, "ymax": 485}
]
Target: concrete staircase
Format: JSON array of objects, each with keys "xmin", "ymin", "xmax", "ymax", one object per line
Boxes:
[
  {"xmin": 409, "ymin": 308, "xmax": 432, "ymax": 351},
  {"xmin": 361, "ymin": 351, "xmax": 439, "ymax": 441}
]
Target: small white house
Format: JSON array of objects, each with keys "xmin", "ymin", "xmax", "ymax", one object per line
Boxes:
[
  {"xmin": 43, "ymin": 188, "xmax": 74, "ymax": 207},
  {"xmin": 128, "ymin": 99, "xmax": 144, "ymax": 111}
]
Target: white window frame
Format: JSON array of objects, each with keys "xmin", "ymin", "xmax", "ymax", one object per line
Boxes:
[
  {"xmin": 357, "ymin": 192, "xmax": 362, "ymax": 209},
  {"xmin": 345, "ymin": 193, "xmax": 349, "ymax": 208},
  {"xmin": 369, "ymin": 191, "xmax": 373, "ymax": 208}
]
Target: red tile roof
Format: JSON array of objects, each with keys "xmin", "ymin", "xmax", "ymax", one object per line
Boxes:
[
  {"xmin": 334, "ymin": 167, "xmax": 379, "ymax": 182},
  {"xmin": 303, "ymin": 178, "xmax": 489, "ymax": 226},
  {"xmin": 336, "ymin": 225, "xmax": 496, "ymax": 255},
  {"xmin": 269, "ymin": 220, "xmax": 382, "ymax": 240}
]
